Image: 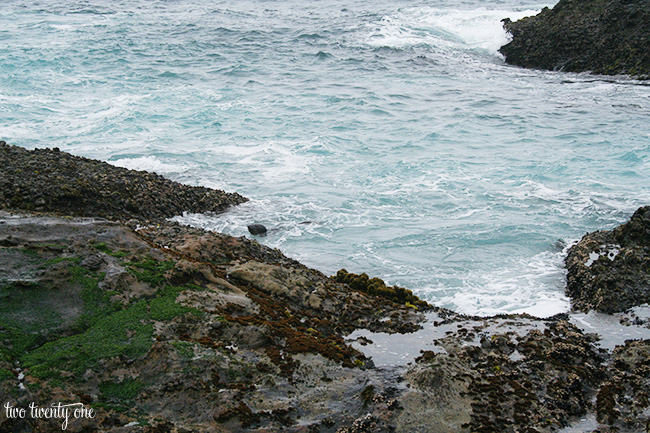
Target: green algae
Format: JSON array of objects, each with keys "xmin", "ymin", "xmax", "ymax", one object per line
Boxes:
[
  {"xmin": 99, "ymin": 378, "xmax": 144, "ymax": 402},
  {"xmin": 0, "ymin": 368, "xmax": 13, "ymax": 382},
  {"xmin": 0, "ymin": 281, "xmax": 72, "ymax": 360},
  {"xmin": 360, "ymin": 384, "xmax": 374, "ymax": 407},
  {"xmin": 334, "ymin": 269, "xmax": 429, "ymax": 308},
  {"xmin": 1, "ymin": 246, "xmax": 202, "ymax": 381},
  {"xmin": 22, "ymin": 285, "xmax": 201, "ymax": 379},
  {"xmin": 127, "ymin": 258, "xmax": 175, "ymax": 287},
  {"xmin": 93, "ymin": 242, "xmax": 128, "ymax": 258},
  {"xmin": 70, "ymin": 266, "xmax": 116, "ymax": 331},
  {"xmin": 171, "ymin": 341, "xmax": 195, "ymax": 359}
]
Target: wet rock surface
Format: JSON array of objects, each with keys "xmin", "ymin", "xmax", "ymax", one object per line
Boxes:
[
  {"xmin": 1, "ymin": 212, "xmax": 649, "ymax": 433},
  {"xmin": 566, "ymin": 206, "xmax": 650, "ymax": 313},
  {"xmin": 500, "ymin": 0, "xmax": 650, "ymax": 78},
  {"xmin": 0, "ymin": 212, "xmax": 431, "ymax": 432},
  {"xmin": 0, "ymin": 141, "xmax": 247, "ymax": 221},
  {"xmin": 246, "ymin": 224, "xmax": 267, "ymax": 236},
  {"xmin": 1, "ymin": 146, "xmax": 650, "ymax": 432}
]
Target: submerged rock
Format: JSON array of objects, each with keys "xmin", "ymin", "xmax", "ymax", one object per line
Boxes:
[
  {"xmin": 499, "ymin": 0, "xmax": 650, "ymax": 78},
  {"xmin": 566, "ymin": 206, "xmax": 650, "ymax": 313}
]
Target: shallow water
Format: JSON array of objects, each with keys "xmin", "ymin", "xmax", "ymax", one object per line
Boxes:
[{"xmin": 2, "ymin": 0, "xmax": 650, "ymax": 316}]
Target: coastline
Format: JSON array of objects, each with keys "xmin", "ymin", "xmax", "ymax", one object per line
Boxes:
[
  {"xmin": 500, "ymin": 0, "xmax": 650, "ymax": 78},
  {"xmin": 1, "ymin": 144, "xmax": 650, "ymax": 432}
]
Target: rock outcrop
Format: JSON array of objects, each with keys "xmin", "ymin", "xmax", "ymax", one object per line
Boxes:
[
  {"xmin": 1, "ymin": 144, "xmax": 650, "ymax": 432},
  {"xmin": 500, "ymin": 0, "xmax": 650, "ymax": 78},
  {"xmin": 0, "ymin": 212, "xmax": 430, "ymax": 432},
  {"xmin": 0, "ymin": 141, "xmax": 246, "ymax": 221},
  {"xmin": 566, "ymin": 206, "xmax": 650, "ymax": 313}
]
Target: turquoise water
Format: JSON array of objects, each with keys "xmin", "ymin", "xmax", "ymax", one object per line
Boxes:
[{"xmin": 2, "ymin": 0, "xmax": 650, "ymax": 317}]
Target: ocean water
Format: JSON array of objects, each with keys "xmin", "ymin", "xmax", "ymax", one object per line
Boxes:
[{"xmin": 2, "ymin": 0, "xmax": 650, "ymax": 317}]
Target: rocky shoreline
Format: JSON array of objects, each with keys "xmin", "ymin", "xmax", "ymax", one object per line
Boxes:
[
  {"xmin": 499, "ymin": 0, "xmax": 650, "ymax": 78},
  {"xmin": 0, "ymin": 141, "xmax": 247, "ymax": 221},
  {"xmin": 1, "ymin": 145, "xmax": 650, "ymax": 432}
]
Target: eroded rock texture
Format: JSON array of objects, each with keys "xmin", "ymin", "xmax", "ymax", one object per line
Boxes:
[
  {"xmin": 566, "ymin": 206, "xmax": 650, "ymax": 313},
  {"xmin": 500, "ymin": 0, "xmax": 650, "ymax": 78}
]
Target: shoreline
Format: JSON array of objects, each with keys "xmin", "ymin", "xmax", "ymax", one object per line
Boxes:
[
  {"xmin": 500, "ymin": 0, "xmax": 650, "ymax": 78},
  {"xmin": 1, "ymin": 144, "xmax": 650, "ymax": 432}
]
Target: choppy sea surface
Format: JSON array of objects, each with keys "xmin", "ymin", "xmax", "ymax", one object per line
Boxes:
[{"xmin": 2, "ymin": 0, "xmax": 650, "ymax": 317}]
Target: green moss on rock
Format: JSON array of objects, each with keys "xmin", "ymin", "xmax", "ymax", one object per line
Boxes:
[
  {"xmin": 0, "ymin": 368, "xmax": 13, "ymax": 382},
  {"xmin": 127, "ymin": 258, "xmax": 175, "ymax": 287},
  {"xmin": 22, "ymin": 285, "xmax": 201, "ymax": 378},
  {"xmin": 99, "ymin": 378, "xmax": 144, "ymax": 403},
  {"xmin": 334, "ymin": 269, "xmax": 429, "ymax": 308}
]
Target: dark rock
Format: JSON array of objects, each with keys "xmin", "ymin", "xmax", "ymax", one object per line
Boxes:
[
  {"xmin": 566, "ymin": 206, "xmax": 650, "ymax": 313},
  {"xmin": 247, "ymin": 223, "xmax": 267, "ymax": 236},
  {"xmin": 500, "ymin": 0, "xmax": 650, "ymax": 78},
  {"xmin": 0, "ymin": 142, "xmax": 247, "ymax": 221}
]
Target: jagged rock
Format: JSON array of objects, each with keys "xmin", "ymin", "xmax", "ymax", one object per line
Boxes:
[
  {"xmin": 500, "ymin": 0, "xmax": 650, "ymax": 78},
  {"xmin": 566, "ymin": 206, "xmax": 650, "ymax": 313},
  {"xmin": 2, "ymin": 145, "xmax": 650, "ymax": 432}
]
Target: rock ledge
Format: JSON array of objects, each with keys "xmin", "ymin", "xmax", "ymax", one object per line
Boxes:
[{"xmin": 500, "ymin": 0, "xmax": 650, "ymax": 78}]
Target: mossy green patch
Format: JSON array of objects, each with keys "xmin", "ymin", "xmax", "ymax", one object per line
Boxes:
[
  {"xmin": 0, "ymin": 263, "xmax": 123, "ymax": 364},
  {"xmin": 34, "ymin": 243, "xmax": 66, "ymax": 251},
  {"xmin": 93, "ymin": 242, "xmax": 128, "ymax": 258},
  {"xmin": 17, "ymin": 247, "xmax": 40, "ymax": 258},
  {"xmin": 22, "ymin": 302, "xmax": 153, "ymax": 378},
  {"xmin": 69, "ymin": 266, "xmax": 117, "ymax": 332},
  {"xmin": 334, "ymin": 269, "xmax": 429, "ymax": 308},
  {"xmin": 99, "ymin": 378, "xmax": 144, "ymax": 402},
  {"xmin": 95, "ymin": 377, "xmax": 146, "ymax": 417},
  {"xmin": 0, "ymin": 282, "xmax": 72, "ymax": 357},
  {"xmin": 149, "ymin": 286, "xmax": 202, "ymax": 320},
  {"xmin": 0, "ymin": 345, "xmax": 11, "ymax": 363},
  {"xmin": 0, "ymin": 368, "xmax": 14, "ymax": 382},
  {"xmin": 171, "ymin": 341, "xmax": 195, "ymax": 359},
  {"xmin": 0, "ymin": 324, "xmax": 48, "ymax": 362},
  {"xmin": 22, "ymin": 285, "xmax": 201, "ymax": 379},
  {"xmin": 127, "ymin": 258, "xmax": 175, "ymax": 287},
  {"xmin": 182, "ymin": 283, "xmax": 208, "ymax": 292}
]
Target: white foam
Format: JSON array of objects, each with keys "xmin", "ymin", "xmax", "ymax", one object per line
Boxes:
[
  {"xmin": 363, "ymin": 7, "xmax": 543, "ymax": 54},
  {"xmin": 208, "ymin": 140, "xmax": 312, "ymax": 181},
  {"xmin": 50, "ymin": 24, "xmax": 75, "ymax": 31},
  {"xmin": 109, "ymin": 155, "xmax": 188, "ymax": 175},
  {"xmin": 431, "ymin": 246, "xmax": 572, "ymax": 318},
  {"xmin": 172, "ymin": 197, "xmax": 328, "ymax": 246}
]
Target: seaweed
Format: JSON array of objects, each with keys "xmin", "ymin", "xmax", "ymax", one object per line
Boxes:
[{"xmin": 334, "ymin": 269, "xmax": 429, "ymax": 308}]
